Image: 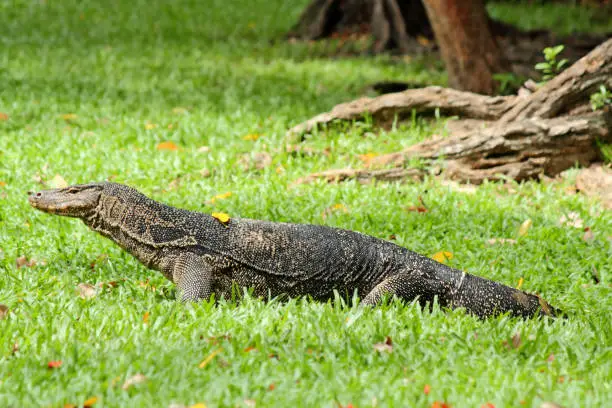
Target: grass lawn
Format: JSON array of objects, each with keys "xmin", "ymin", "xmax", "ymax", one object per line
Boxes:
[{"xmin": 1, "ymin": 1, "xmax": 611, "ymax": 407}]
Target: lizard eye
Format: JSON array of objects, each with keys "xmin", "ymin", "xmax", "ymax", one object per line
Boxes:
[{"xmin": 67, "ymin": 188, "xmax": 79, "ymax": 194}]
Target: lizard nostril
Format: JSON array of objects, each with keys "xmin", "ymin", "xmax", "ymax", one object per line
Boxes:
[{"xmin": 36, "ymin": 192, "xmax": 42, "ymax": 197}]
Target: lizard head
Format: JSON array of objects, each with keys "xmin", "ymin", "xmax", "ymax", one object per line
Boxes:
[{"xmin": 28, "ymin": 183, "xmax": 106, "ymax": 218}]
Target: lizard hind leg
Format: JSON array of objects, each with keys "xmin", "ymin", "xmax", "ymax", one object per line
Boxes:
[
  {"xmin": 172, "ymin": 253, "xmax": 214, "ymax": 302},
  {"xmin": 360, "ymin": 270, "xmax": 453, "ymax": 310}
]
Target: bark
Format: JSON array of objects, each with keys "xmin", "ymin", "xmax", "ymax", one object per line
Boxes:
[
  {"xmin": 421, "ymin": 0, "xmax": 507, "ymax": 94},
  {"xmin": 290, "ymin": 38, "xmax": 612, "ymax": 185}
]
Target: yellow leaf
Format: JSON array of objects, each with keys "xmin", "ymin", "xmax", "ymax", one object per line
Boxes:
[
  {"xmin": 210, "ymin": 192, "xmax": 232, "ymax": 203},
  {"xmin": 83, "ymin": 396, "xmax": 98, "ymax": 407},
  {"xmin": 417, "ymin": 35, "xmax": 431, "ymax": 46},
  {"xmin": 211, "ymin": 212, "xmax": 231, "ymax": 224},
  {"xmin": 0, "ymin": 181, "xmax": 6, "ymax": 187},
  {"xmin": 142, "ymin": 311, "xmax": 150, "ymax": 324},
  {"xmin": 518, "ymin": 219, "xmax": 532, "ymax": 237},
  {"xmin": 145, "ymin": 123, "xmax": 158, "ymax": 130},
  {"xmin": 49, "ymin": 174, "xmax": 68, "ymax": 189},
  {"xmin": 517, "ymin": 277, "xmax": 524, "ymax": 290},
  {"xmin": 156, "ymin": 141, "xmax": 179, "ymax": 151},
  {"xmin": 60, "ymin": 113, "xmax": 78, "ymax": 120},
  {"xmin": 172, "ymin": 107, "xmax": 189, "ymax": 115},
  {"xmin": 64, "ymin": 404, "xmax": 77, "ymax": 408},
  {"xmin": 431, "ymin": 251, "xmax": 453, "ymax": 264},
  {"xmin": 242, "ymin": 133, "xmax": 261, "ymax": 141},
  {"xmin": 0, "ymin": 112, "xmax": 9, "ymax": 121},
  {"xmin": 190, "ymin": 404, "xmax": 208, "ymax": 408},
  {"xmin": 358, "ymin": 153, "xmax": 377, "ymax": 164},
  {"xmin": 198, "ymin": 348, "xmax": 223, "ymax": 368}
]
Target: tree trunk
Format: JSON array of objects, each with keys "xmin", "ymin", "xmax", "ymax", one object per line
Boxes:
[
  {"xmin": 421, "ymin": 0, "xmax": 507, "ymax": 94},
  {"xmin": 288, "ymin": 38, "xmax": 612, "ymax": 185}
]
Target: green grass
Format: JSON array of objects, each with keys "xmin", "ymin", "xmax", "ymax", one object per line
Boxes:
[{"xmin": 1, "ymin": 1, "xmax": 611, "ymax": 407}]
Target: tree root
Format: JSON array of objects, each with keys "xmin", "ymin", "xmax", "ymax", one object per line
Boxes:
[{"xmin": 289, "ymin": 38, "xmax": 612, "ymax": 184}]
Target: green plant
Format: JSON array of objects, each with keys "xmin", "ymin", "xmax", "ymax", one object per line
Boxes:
[
  {"xmin": 590, "ymin": 85, "xmax": 612, "ymax": 111},
  {"xmin": 535, "ymin": 45, "xmax": 568, "ymax": 82},
  {"xmin": 493, "ymin": 72, "xmax": 525, "ymax": 96}
]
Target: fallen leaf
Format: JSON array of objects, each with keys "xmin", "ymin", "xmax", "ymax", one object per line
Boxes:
[
  {"xmin": 0, "ymin": 304, "xmax": 8, "ymax": 320},
  {"xmin": 199, "ymin": 169, "xmax": 211, "ymax": 178},
  {"xmin": 547, "ymin": 353, "xmax": 555, "ymax": 362},
  {"xmin": 431, "ymin": 251, "xmax": 453, "ymax": 264},
  {"xmin": 0, "ymin": 181, "xmax": 6, "ymax": 187},
  {"xmin": 358, "ymin": 152, "xmax": 377, "ymax": 166},
  {"xmin": 406, "ymin": 205, "xmax": 428, "ymax": 213},
  {"xmin": 49, "ymin": 174, "xmax": 68, "ymax": 189},
  {"xmin": 172, "ymin": 107, "xmax": 189, "ymax": 115},
  {"xmin": 15, "ymin": 256, "xmax": 36, "ymax": 269},
  {"xmin": 156, "ymin": 141, "xmax": 179, "ymax": 151},
  {"xmin": 190, "ymin": 404, "xmax": 207, "ymax": 408},
  {"xmin": 417, "ymin": 35, "xmax": 431, "ymax": 46},
  {"xmin": 516, "ymin": 277, "xmax": 524, "ymax": 290},
  {"xmin": 0, "ymin": 112, "xmax": 9, "ymax": 121},
  {"xmin": 60, "ymin": 113, "xmax": 78, "ymax": 121},
  {"xmin": 431, "ymin": 402, "xmax": 451, "ymax": 408},
  {"xmin": 481, "ymin": 403, "xmax": 495, "ymax": 408},
  {"xmin": 145, "ymin": 123, "xmax": 159, "ymax": 130},
  {"xmin": 121, "ymin": 373, "xmax": 147, "ymax": 390},
  {"xmin": 424, "ymin": 384, "xmax": 431, "ymax": 395},
  {"xmin": 143, "ymin": 311, "xmax": 150, "ymax": 324},
  {"xmin": 239, "ymin": 152, "xmax": 272, "ymax": 171},
  {"xmin": 321, "ymin": 203, "xmax": 349, "ymax": 219},
  {"xmin": 77, "ymin": 283, "xmax": 97, "ymax": 299},
  {"xmin": 268, "ymin": 383, "xmax": 275, "ymax": 391},
  {"xmin": 242, "ymin": 133, "xmax": 261, "ymax": 141},
  {"xmin": 243, "ymin": 346, "xmax": 258, "ymax": 353},
  {"xmin": 211, "ymin": 212, "xmax": 231, "ymax": 225},
  {"xmin": 559, "ymin": 212, "xmax": 583, "ymax": 229},
  {"xmin": 512, "ymin": 332, "xmax": 521, "ymax": 348},
  {"xmin": 540, "ymin": 402, "xmax": 563, "ymax": 408},
  {"xmin": 575, "ymin": 164, "xmax": 612, "ymax": 209},
  {"xmin": 518, "ymin": 219, "xmax": 532, "ymax": 237},
  {"xmin": 12, "ymin": 342, "xmax": 19, "ymax": 354},
  {"xmin": 198, "ymin": 348, "xmax": 223, "ymax": 369},
  {"xmin": 209, "ymin": 192, "xmax": 232, "ymax": 204},
  {"xmin": 486, "ymin": 238, "xmax": 517, "ymax": 245},
  {"xmin": 48, "ymin": 360, "xmax": 63, "ymax": 369},
  {"xmin": 83, "ymin": 396, "xmax": 98, "ymax": 407},
  {"xmin": 373, "ymin": 336, "xmax": 393, "ymax": 353},
  {"xmin": 582, "ymin": 227, "xmax": 594, "ymax": 242}
]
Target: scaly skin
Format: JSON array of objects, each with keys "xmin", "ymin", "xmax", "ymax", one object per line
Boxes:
[{"xmin": 28, "ymin": 182, "xmax": 560, "ymax": 318}]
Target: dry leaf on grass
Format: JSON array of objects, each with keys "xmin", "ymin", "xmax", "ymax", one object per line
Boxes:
[
  {"xmin": 0, "ymin": 112, "xmax": 9, "ymax": 121},
  {"xmin": 156, "ymin": 141, "xmax": 179, "ymax": 151},
  {"xmin": 559, "ymin": 212, "xmax": 583, "ymax": 228},
  {"xmin": 242, "ymin": 133, "xmax": 261, "ymax": 141},
  {"xmin": 60, "ymin": 113, "xmax": 78, "ymax": 121},
  {"xmin": 582, "ymin": 227, "xmax": 594, "ymax": 242},
  {"xmin": 0, "ymin": 304, "xmax": 8, "ymax": 320},
  {"xmin": 83, "ymin": 396, "xmax": 98, "ymax": 407},
  {"xmin": 575, "ymin": 164, "xmax": 612, "ymax": 209},
  {"xmin": 121, "ymin": 373, "xmax": 147, "ymax": 390},
  {"xmin": 373, "ymin": 336, "xmax": 393, "ymax": 353},
  {"xmin": 518, "ymin": 219, "xmax": 532, "ymax": 237},
  {"xmin": 423, "ymin": 384, "xmax": 431, "ymax": 395},
  {"xmin": 209, "ymin": 192, "xmax": 232, "ymax": 204},
  {"xmin": 47, "ymin": 360, "xmax": 63, "ymax": 369},
  {"xmin": 77, "ymin": 283, "xmax": 98, "ymax": 299},
  {"xmin": 15, "ymin": 256, "xmax": 36, "ymax": 269},
  {"xmin": 49, "ymin": 174, "xmax": 68, "ymax": 188},
  {"xmin": 238, "ymin": 152, "xmax": 272, "ymax": 171},
  {"xmin": 431, "ymin": 402, "xmax": 451, "ymax": 408},
  {"xmin": 143, "ymin": 311, "xmax": 150, "ymax": 324},
  {"xmin": 199, "ymin": 348, "xmax": 223, "ymax": 369},
  {"xmin": 321, "ymin": 203, "xmax": 349, "ymax": 219}
]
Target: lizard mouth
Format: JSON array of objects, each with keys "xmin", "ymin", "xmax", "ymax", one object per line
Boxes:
[{"xmin": 28, "ymin": 185, "xmax": 102, "ymax": 217}]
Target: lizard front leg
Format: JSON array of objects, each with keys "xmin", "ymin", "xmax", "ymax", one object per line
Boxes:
[{"xmin": 172, "ymin": 252, "xmax": 214, "ymax": 302}]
